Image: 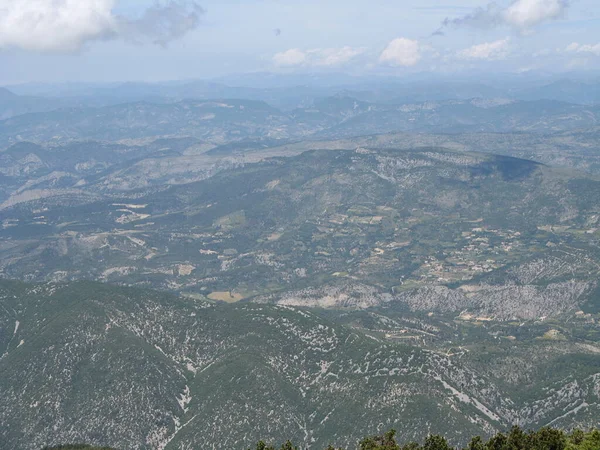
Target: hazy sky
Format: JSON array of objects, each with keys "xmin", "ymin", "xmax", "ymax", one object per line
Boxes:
[{"xmin": 0, "ymin": 0, "xmax": 599, "ymax": 84}]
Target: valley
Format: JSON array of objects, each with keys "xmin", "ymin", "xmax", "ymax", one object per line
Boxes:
[{"xmin": 2, "ymin": 147, "xmax": 600, "ymax": 322}]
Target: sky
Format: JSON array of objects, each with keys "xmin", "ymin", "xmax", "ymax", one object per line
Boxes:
[{"xmin": 0, "ymin": 0, "xmax": 599, "ymax": 84}]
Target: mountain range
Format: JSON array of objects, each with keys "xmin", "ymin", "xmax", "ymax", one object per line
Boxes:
[{"xmin": 2, "ymin": 76, "xmax": 600, "ymax": 450}]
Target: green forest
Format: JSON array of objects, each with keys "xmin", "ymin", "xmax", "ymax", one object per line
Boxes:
[
  {"xmin": 251, "ymin": 428, "xmax": 600, "ymax": 450},
  {"xmin": 43, "ymin": 427, "xmax": 600, "ymax": 450}
]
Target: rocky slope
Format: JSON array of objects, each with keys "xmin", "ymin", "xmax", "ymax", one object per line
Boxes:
[{"xmin": 1, "ymin": 280, "xmax": 600, "ymax": 449}]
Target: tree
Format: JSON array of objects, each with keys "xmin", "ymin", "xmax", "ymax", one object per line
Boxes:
[
  {"xmin": 530, "ymin": 427, "xmax": 566, "ymax": 450},
  {"xmin": 280, "ymin": 441, "xmax": 298, "ymax": 450},
  {"xmin": 251, "ymin": 441, "xmax": 274, "ymax": 450},
  {"xmin": 486, "ymin": 433, "xmax": 507, "ymax": 450},
  {"xmin": 575, "ymin": 430, "xmax": 600, "ymax": 450},
  {"xmin": 423, "ymin": 435, "xmax": 453, "ymax": 450},
  {"xmin": 359, "ymin": 429, "xmax": 401, "ymax": 450},
  {"xmin": 506, "ymin": 426, "xmax": 528, "ymax": 449},
  {"xmin": 568, "ymin": 430, "xmax": 585, "ymax": 446},
  {"xmin": 402, "ymin": 442, "xmax": 422, "ymax": 450},
  {"xmin": 465, "ymin": 436, "xmax": 485, "ymax": 450}
]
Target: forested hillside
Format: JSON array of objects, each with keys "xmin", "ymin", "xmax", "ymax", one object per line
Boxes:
[{"xmin": 3, "ymin": 280, "xmax": 600, "ymax": 449}]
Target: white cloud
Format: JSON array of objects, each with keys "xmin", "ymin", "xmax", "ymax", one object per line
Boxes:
[
  {"xmin": 503, "ymin": 0, "xmax": 567, "ymax": 30},
  {"xmin": 565, "ymin": 42, "xmax": 600, "ymax": 57},
  {"xmin": 310, "ymin": 47, "xmax": 366, "ymax": 67},
  {"xmin": 272, "ymin": 46, "xmax": 366, "ymax": 68},
  {"xmin": 0, "ymin": 0, "xmax": 115, "ymax": 52},
  {"xmin": 272, "ymin": 49, "xmax": 308, "ymax": 67},
  {"xmin": 440, "ymin": 0, "xmax": 568, "ymax": 33},
  {"xmin": 0, "ymin": 0, "xmax": 204, "ymax": 53},
  {"xmin": 379, "ymin": 38, "xmax": 421, "ymax": 67},
  {"xmin": 458, "ymin": 38, "xmax": 511, "ymax": 61}
]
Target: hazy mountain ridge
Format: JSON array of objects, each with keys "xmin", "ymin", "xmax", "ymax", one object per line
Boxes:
[
  {"xmin": 1, "ymin": 96, "xmax": 598, "ymax": 149},
  {"xmin": 5, "ymin": 76, "xmax": 600, "ymax": 113},
  {"xmin": 0, "ymin": 88, "xmax": 67, "ymax": 121}
]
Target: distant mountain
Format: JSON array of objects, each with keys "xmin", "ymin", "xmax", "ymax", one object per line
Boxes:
[
  {"xmin": 338, "ymin": 81, "xmax": 508, "ymax": 105},
  {"xmin": 518, "ymin": 80, "xmax": 600, "ymax": 105},
  {"xmin": 0, "ymin": 99, "xmax": 293, "ymax": 147},
  {"xmin": 3, "ymin": 77, "xmax": 597, "ymax": 127},
  {"xmin": 310, "ymin": 98, "xmax": 598, "ymax": 138},
  {"xmin": 6, "ymin": 80, "xmax": 334, "ymax": 111},
  {"xmin": 1, "ymin": 97, "xmax": 597, "ymax": 148},
  {"xmin": 0, "ymin": 88, "xmax": 65, "ymax": 120},
  {"xmin": 0, "ymin": 87, "xmax": 17, "ymax": 100}
]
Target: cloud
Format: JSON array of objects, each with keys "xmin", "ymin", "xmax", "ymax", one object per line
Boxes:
[
  {"xmin": 272, "ymin": 46, "xmax": 366, "ymax": 68},
  {"xmin": 441, "ymin": 3, "xmax": 504, "ymax": 29},
  {"xmin": 0, "ymin": 0, "xmax": 204, "ymax": 53},
  {"xmin": 273, "ymin": 48, "xmax": 307, "ymax": 67},
  {"xmin": 0, "ymin": 0, "xmax": 116, "ymax": 52},
  {"xmin": 118, "ymin": 1, "xmax": 205, "ymax": 47},
  {"xmin": 503, "ymin": 0, "xmax": 567, "ymax": 30},
  {"xmin": 379, "ymin": 38, "xmax": 421, "ymax": 67},
  {"xmin": 565, "ymin": 42, "xmax": 600, "ymax": 57},
  {"xmin": 458, "ymin": 38, "xmax": 511, "ymax": 60},
  {"xmin": 439, "ymin": 0, "xmax": 568, "ymax": 33},
  {"xmin": 312, "ymin": 47, "xmax": 366, "ymax": 67}
]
